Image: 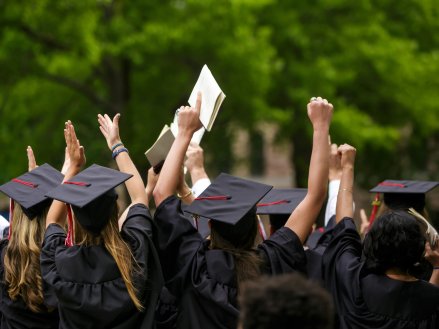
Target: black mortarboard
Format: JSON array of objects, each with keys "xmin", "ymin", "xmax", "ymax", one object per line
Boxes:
[
  {"xmin": 45, "ymin": 164, "xmax": 132, "ymax": 234},
  {"xmin": 370, "ymin": 180, "xmax": 439, "ymax": 212},
  {"xmin": 185, "ymin": 173, "xmax": 273, "ymax": 226},
  {"xmin": 0, "ymin": 164, "xmax": 63, "ymax": 219},
  {"xmin": 256, "ymin": 188, "xmax": 307, "ymax": 215}
]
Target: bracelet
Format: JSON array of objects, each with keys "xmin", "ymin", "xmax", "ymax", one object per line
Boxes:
[
  {"xmin": 177, "ymin": 190, "xmax": 193, "ymax": 199},
  {"xmin": 112, "ymin": 147, "xmax": 128, "ymax": 159},
  {"xmin": 340, "ymin": 188, "xmax": 352, "ymax": 192},
  {"xmin": 111, "ymin": 142, "xmax": 124, "ymax": 152}
]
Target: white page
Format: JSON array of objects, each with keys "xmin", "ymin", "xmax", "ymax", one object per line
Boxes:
[{"xmin": 188, "ymin": 65, "xmax": 225, "ymax": 131}]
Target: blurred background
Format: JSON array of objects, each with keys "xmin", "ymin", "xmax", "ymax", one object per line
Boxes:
[{"xmin": 0, "ymin": 0, "xmax": 438, "ymax": 225}]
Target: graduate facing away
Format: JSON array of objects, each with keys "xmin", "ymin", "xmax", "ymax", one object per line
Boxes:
[
  {"xmin": 0, "ymin": 160, "xmax": 63, "ymax": 329},
  {"xmin": 40, "ymin": 119, "xmax": 163, "ymax": 329},
  {"xmin": 151, "ymin": 93, "xmax": 333, "ymax": 329},
  {"xmin": 322, "ymin": 144, "xmax": 439, "ymax": 329}
]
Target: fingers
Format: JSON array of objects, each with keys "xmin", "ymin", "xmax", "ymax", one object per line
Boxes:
[
  {"xmin": 27, "ymin": 146, "xmax": 37, "ymax": 171},
  {"xmin": 330, "ymin": 143, "xmax": 338, "ymax": 155}
]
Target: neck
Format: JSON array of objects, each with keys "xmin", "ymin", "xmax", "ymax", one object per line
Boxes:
[{"xmin": 385, "ymin": 268, "xmax": 418, "ymax": 282}]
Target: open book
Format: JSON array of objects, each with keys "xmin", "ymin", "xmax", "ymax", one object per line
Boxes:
[
  {"xmin": 188, "ymin": 65, "xmax": 225, "ymax": 132},
  {"xmin": 145, "ymin": 65, "xmax": 225, "ymax": 168},
  {"xmin": 144, "ymin": 125, "xmax": 175, "ymax": 168}
]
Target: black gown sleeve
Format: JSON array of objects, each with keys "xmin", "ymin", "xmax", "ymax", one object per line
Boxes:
[
  {"xmin": 154, "ymin": 195, "xmax": 205, "ymax": 295},
  {"xmin": 40, "ymin": 223, "xmax": 67, "ymax": 308},
  {"xmin": 321, "ymin": 217, "xmax": 363, "ymax": 318},
  {"xmin": 258, "ymin": 226, "xmax": 307, "ymax": 275},
  {"xmin": 120, "ymin": 203, "xmax": 164, "ymax": 329}
]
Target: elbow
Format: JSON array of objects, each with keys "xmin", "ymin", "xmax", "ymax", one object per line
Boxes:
[{"xmin": 152, "ymin": 187, "xmax": 166, "ymax": 207}]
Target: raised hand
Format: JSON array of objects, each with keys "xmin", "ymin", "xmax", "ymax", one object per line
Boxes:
[
  {"xmin": 185, "ymin": 142, "xmax": 205, "ymax": 174},
  {"xmin": 27, "ymin": 146, "xmax": 37, "ymax": 172},
  {"xmin": 98, "ymin": 113, "xmax": 122, "ymax": 151},
  {"xmin": 64, "ymin": 121, "xmax": 86, "ymax": 171},
  {"xmin": 307, "ymin": 97, "xmax": 333, "ymax": 130},
  {"xmin": 337, "ymin": 144, "xmax": 356, "ymax": 169},
  {"xmin": 329, "ymin": 141, "xmax": 342, "ymax": 181},
  {"xmin": 177, "ymin": 92, "xmax": 203, "ymax": 136}
]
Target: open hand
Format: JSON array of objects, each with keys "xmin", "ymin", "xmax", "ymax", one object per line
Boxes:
[
  {"xmin": 307, "ymin": 97, "xmax": 333, "ymax": 130},
  {"xmin": 98, "ymin": 113, "xmax": 122, "ymax": 151},
  {"xmin": 64, "ymin": 121, "xmax": 86, "ymax": 170}
]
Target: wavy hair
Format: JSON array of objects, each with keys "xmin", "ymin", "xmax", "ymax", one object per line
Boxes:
[
  {"xmin": 363, "ymin": 210, "xmax": 426, "ymax": 275},
  {"xmin": 3, "ymin": 204, "xmax": 48, "ymax": 313},
  {"xmin": 74, "ymin": 203, "xmax": 144, "ymax": 311}
]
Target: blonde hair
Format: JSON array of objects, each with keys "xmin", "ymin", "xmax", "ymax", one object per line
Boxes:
[
  {"xmin": 4, "ymin": 204, "xmax": 47, "ymax": 313},
  {"xmin": 74, "ymin": 204, "xmax": 144, "ymax": 311}
]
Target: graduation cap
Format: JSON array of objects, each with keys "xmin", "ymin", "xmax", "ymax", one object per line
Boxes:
[
  {"xmin": 256, "ymin": 188, "xmax": 307, "ymax": 234},
  {"xmin": 185, "ymin": 173, "xmax": 272, "ymax": 243},
  {"xmin": 186, "ymin": 173, "xmax": 272, "ymax": 224},
  {"xmin": 370, "ymin": 180, "xmax": 439, "ymax": 213},
  {"xmin": 256, "ymin": 188, "xmax": 307, "ymax": 216},
  {"xmin": 0, "ymin": 163, "xmax": 64, "ymax": 219},
  {"xmin": 45, "ymin": 164, "xmax": 132, "ymax": 235}
]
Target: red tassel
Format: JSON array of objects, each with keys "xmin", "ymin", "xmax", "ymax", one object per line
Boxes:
[{"xmin": 65, "ymin": 205, "xmax": 74, "ymax": 247}]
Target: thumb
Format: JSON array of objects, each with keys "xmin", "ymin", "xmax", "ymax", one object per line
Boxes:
[{"xmin": 113, "ymin": 113, "xmax": 121, "ymax": 126}]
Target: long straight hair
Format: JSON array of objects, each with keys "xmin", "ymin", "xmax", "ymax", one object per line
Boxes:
[
  {"xmin": 4, "ymin": 204, "xmax": 48, "ymax": 313},
  {"xmin": 74, "ymin": 204, "xmax": 144, "ymax": 311},
  {"xmin": 210, "ymin": 210, "xmax": 263, "ymax": 289}
]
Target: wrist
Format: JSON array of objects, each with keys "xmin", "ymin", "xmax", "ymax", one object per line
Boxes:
[
  {"xmin": 109, "ymin": 140, "xmax": 123, "ymax": 151},
  {"xmin": 190, "ymin": 167, "xmax": 208, "ymax": 182}
]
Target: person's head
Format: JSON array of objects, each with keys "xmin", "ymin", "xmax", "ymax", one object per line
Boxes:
[
  {"xmin": 0, "ymin": 164, "xmax": 63, "ymax": 312},
  {"xmin": 363, "ymin": 210, "xmax": 426, "ymax": 275},
  {"xmin": 187, "ymin": 173, "xmax": 273, "ymax": 287},
  {"xmin": 238, "ymin": 273, "xmax": 334, "ymax": 329},
  {"xmin": 46, "ymin": 164, "xmax": 144, "ymax": 310}
]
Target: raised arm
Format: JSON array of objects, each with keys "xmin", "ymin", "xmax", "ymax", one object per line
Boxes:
[
  {"xmin": 153, "ymin": 93, "xmax": 202, "ymax": 207},
  {"xmin": 284, "ymin": 97, "xmax": 333, "ymax": 244},
  {"xmin": 46, "ymin": 121, "xmax": 85, "ymax": 228},
  {"xmin": 335, "ymin": 144, "xmax": 356, "ymax": 223},
  {"xmin": 98, "ymin": 113, "xmax": 148, "ymax": 207}
]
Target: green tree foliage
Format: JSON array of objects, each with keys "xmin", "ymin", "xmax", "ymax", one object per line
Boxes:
[{"xmin": 0, "ymin": 0, "xmax": 438, "ymax": 190}]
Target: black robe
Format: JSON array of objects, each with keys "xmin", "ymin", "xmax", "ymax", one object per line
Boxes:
[
  {"xmin": 40, "ymin": 204, "xmax": 163, "ymax": 329},
  {"xmin": 322, "ymin": 217, "xmax": 439, "ymax": 329},
  {"xmin": 154, "ymin": 196, "xmax": 307, "ymax": 329},
  {"xmin": 0, "ymin": 240, "xmax": 59, "ymax": 329}
]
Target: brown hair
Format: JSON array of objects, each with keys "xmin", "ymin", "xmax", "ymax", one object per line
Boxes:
[
  {"xmin": 4, "ymin": 204, "xmax": 47, "ymax": 313},
  {"xmin": 74, "ymin": 204, "xmax": 144, "ymax": 311},
  {"xmin": 210, "ymin": 209, "xmax": 263, "ymax": 289}
]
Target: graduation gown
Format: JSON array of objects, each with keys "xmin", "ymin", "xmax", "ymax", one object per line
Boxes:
[
  {"xmin": 0, "ymin": 240, "xmax": 59, "ymax": 329},
  {"xmin": 154, "ymin": 196, "xmax": 307, "ymax": 329},
  {"xmin": 322, "ymin": 217, "xmax": 439, "ymax": 329},
  {"xmin": 40, "ymin": 204, "xmax": 163, "ymax": 329}
]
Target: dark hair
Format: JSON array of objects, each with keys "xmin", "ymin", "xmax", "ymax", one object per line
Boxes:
[
  {"xmin": 363, "ymin": 210, "xmax": 426, "ymax": 274},
  {"xmin": 210, "ymin": 207, "xmax": 262, "ymax": 288},
  {"xmin": 239, "ymin": 273, "xmax": 333, "ymax": 329}
]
